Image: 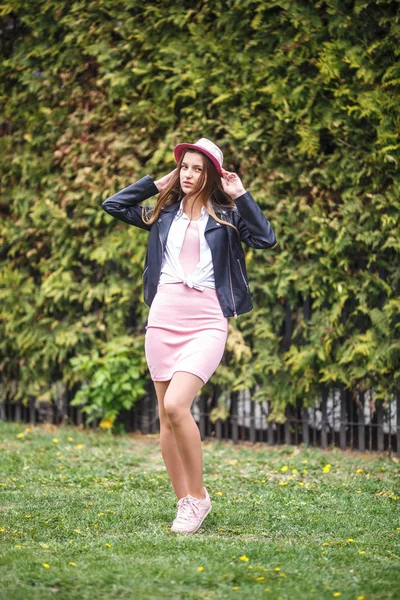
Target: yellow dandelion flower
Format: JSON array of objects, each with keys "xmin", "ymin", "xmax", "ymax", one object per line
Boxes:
[
  {"xmin": 280, "ymin": 465, "xmax": 289, "ymax": 472},
  {"xmin": 76, "ymin": 444, "xmax": 83, "ymax": 450},
  {"xmin": 248, "ymin": 566, "xmax": 253, "ymax": 569},
  {"xmin": 25, "ymin": 515, "xmax": 31, "ymax": 519},
  {"xmin": 39, "ymin": 543, "xmax": 49, "ymax": 549},
  {"xmin": 358, "ymin": 596, "xmax": 365, "ymax": 600},
  {"xmin": 52, "ymin": 438, "xmax": 58, "ymax": 444},
  {"xmin": 99, "ymin": 418, "xmax": 114, "ymax": 430},
  {"xmin": 68, "ymin": 437, "xmax": 73, "ymax": 442},
  {"xmin": 198, "ymin": 566, "xmax": 204, "ymax": 572},
  {"xmin": 279, "ymin": 573, "xmax": 287, "ymax": 578},
  {"xmin": 322, "ymin": 542, "xmax": 329, "ymax": 546},
  {"xmin": 215, "ymin": 491, "xmax": 223, "ymax": 496},
  {"xmin": 356, "ymin": 469, "xmax": 364, "ymax": 473},
  {"xmin": 302, "ymin": 459, "xmax": 308, "ymax": 463},
  {"xmin": 359, "ymin": 550, "xmax": 366, "ymax": 555},
  {"xmin": 348, "ymin": 538, "xmax": 354, "ymax": 542},
  {"xmin": 397, "ymin": 528, "xmax": 400, "ymax": 531},
  {"xmin": 239, "ymin": 555, "xmax": 249, "ymax": 562},
  {"xmin": 298, "ymin": 482, "xmax": 304, "ymax": 486},
  {"xmin": 17, "ymin": 433, "xmax": 24, "ymax": 439},
  {"xmin": 279, "ymin": 482, "xmax": 288, "ymax": 486},
  {"xmin": 274, "ymin": 567, "xmax": 280, "ymax": 571},
  {"xmin": 292, "ymin": 469, "xmax": 297, "ymax": 475},
  {"xmin": 68, "ymin": 562, "xmax": 76, "ymax": 567},
  {"xmin": 24, "ymin": 428, "xmax": 31, "ymax": 433},
  {"xmin": 73, "ymin": 530, "xmax": 81, "ymax": 533},
  {"xmin": 105, "ymin": 543, "xmax": 111, "ymax": 547},
  {"xmin": 302, "ymin": 469, "xmax": 308, "ymax": 474},
  {"xmin": 232, "ymin": 586, "xmax": 239, "ymax": 590},
  {"xmin": 97, "ymin": 513, "xmax": 104, "ymax": 516},
  {"xmin": 0, "ymin": 528, "xmax": 5, "ymax": 532},
  {"xmin": 15, "ymin": 545, "xmax": 22, "ymax": 549},
  {"xmin": 256, "ymin": 576, "xmax": 265, "ymax": 581},
  {"xmin": 333, "ymin": 593, "xmax": 342, "ymax": 597},
  {"xmin": 322, "ymin": 464, "xmax": 331, "ymax": 472},
  {"xmin": 42, "ymin": 563, "xmax": 50, "ymax": 569}
]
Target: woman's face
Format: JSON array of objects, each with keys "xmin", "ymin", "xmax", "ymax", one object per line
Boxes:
[{"xmin": 180, "ymin": 151, "xmax": 205, "ymax": 194}]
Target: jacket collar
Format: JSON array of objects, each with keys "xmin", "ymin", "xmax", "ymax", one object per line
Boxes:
[{"xmin": 159, "ymin": 199, "xmax": 227, "ymax": 232}]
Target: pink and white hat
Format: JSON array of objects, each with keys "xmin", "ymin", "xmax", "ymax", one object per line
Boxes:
[{"xmin": 174, "ymin": 137, "xmax": 223, "ymax": 175}]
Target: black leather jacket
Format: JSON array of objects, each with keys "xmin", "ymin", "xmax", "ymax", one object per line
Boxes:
[{"xmin": 102, "ymin": 175, "xmax": 277, "ymax": 318}]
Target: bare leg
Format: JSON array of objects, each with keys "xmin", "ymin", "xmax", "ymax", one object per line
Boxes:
[
  {"xmin": 153, "ymin": 380, "xmax": 188, "ymax": 501},
  {"xmin": 163, "ymin": 371, "xmax": 206, "ymax": 500}
]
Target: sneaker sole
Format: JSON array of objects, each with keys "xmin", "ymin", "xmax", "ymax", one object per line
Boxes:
[{"xmin": 170, "ymin": 504, "xmax": 212, "ymax": 534}]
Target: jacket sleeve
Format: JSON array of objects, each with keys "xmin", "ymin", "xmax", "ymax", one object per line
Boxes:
[
  {"xmin": 101, "ymin": 174, "xmax": 159, "ymax": 231},
  {"xmin": 232, "ymin": 191, "xmax": 277, "ymax": 249}
]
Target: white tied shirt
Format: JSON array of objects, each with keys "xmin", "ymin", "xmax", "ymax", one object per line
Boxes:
[{"xmin": 158, "ymin": 198, "xmax": 216, "ymax": 291}]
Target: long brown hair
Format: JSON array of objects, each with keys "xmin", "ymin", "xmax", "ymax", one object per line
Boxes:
[{"xmin": 142, "ymin": 150, "xmax": 238, "ymax": 230}]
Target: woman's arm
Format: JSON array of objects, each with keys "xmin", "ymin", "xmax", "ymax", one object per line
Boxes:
[
  {"xmin": 102, "ymin": 175, "xmax": 158, "ymax": 231},
  {"xmin": 221, "ymin": 169, "xmax": 277, "ymax": 249},
  {"xmin": 102, "ymin": 169, "xmax": 178, "ymax": 230}
]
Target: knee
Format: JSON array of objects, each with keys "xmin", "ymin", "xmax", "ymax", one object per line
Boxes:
[{"xmin": 164, "ymin": 401, "xmax": 186, "ymax": 425}]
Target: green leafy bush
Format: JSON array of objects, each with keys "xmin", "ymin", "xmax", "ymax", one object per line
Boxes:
[{"xmin": 69, "ymin": 336, "xmax": 147, "ymax": 425}]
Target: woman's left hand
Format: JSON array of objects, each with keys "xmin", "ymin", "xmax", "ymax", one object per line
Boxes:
[{"xmin": 221, "ymin": 168, "xmax": 247, "ymax": 199}]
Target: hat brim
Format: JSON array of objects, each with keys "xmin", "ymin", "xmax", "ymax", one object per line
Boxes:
[{"xmin": 174, "ymin": 143, "xmax": 223, "ymax": 175}]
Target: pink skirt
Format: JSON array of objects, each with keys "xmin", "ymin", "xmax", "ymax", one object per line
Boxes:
[{"xmin": 144, "ymin": 283, "xmax": 228, "ymax": 384}]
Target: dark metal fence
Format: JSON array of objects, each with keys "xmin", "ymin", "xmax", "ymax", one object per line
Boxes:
[{"xmin": 1, "ymin": 385, "xmax": 399, "ymax": 455}]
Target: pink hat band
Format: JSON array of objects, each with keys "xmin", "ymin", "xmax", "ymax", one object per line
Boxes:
[{"xmin": 174, "ymin": 137, "xmax": 223, "ymax": 175}]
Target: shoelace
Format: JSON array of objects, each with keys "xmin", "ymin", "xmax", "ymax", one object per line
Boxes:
[{"xmin": 176, "ymin": 496, "xmax": 200, "ymax": 522}]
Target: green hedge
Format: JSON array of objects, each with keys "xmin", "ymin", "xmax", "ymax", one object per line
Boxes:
[{"xmin": 1, "ymin": 0, "xmax": 399, "ymax": 422}]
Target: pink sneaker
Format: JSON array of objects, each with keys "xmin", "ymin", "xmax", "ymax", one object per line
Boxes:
[{"xmin": 171, "ymin": 487, "xmax": 212, "ymax": 534}]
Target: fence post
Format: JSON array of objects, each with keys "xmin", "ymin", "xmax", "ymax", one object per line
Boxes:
[
  {"xmin": 230, "ymin": 392, "xmax": 239, "ymax": 445},
  {"xmin": 140, "ymin": 394, "xmax": 150, "ymax": 435},
  {"xmin": 0, "ymin": 398, "xmax": 5, "ymax": 421},
  {"xmin": 15, "ymin": 401, "xmax": 22, "ymax": 422},
  {"xmin": 150, "ymin": 385, "xmax": 158, "ymax": 433},
  {"xmin": 249, "ymin": 399, "xmax": 256, "ymax": 444},
  {"xmin": 321, "ymin": 387, "xmax": 328, "ymax": 449},
  {"xmin": 230, "ymin": 392, "xmax": 239, "ymax": 444},
  {"xmin": 376, "ymin": 401, "xmax": 384, "ymax": 452},
  {"xmin": 216, "ymin": 418, "xmax": 222, "ymax": 441},
  {"xmin": 340, "ymin": 389, "xmax": 347, "ymax": 451},
  {"xmin": 396, "ymin": 391, "xmax": 400, "ymax": 456},
  {"xmin": 358, "ymin": 392, "xmax": 365, "ymax": 452},
  {"xmin": 267, "ymin": 399, "xmax": 274, "ymax": 445},
  {"xmin": 284, "ymin": 404, "xmax": 291, "ymax": 445},
  {"xmin": 199, "ymin": 394, "xmax": 206, "ymax": 441},
  {"xmin": 301, "ymin": 405, "xmax": 309, "ymax": 446}
]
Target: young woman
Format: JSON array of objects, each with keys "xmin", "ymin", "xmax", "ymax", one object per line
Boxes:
[{"xmin": 102, "ymin": 138, "xmax": 276, "ymax": 534}]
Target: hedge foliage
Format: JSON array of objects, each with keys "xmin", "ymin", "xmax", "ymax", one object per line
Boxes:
[{"xmin": 1, "ymin": 0, "xmax": 399, "ymax": 422}]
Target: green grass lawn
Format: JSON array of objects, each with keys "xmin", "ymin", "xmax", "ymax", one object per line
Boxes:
[{"xmin": 0, "ymin": 420, "xmax": 399, "ymax": 600}]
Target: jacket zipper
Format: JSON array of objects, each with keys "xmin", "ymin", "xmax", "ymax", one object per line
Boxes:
[
  {"xmin": 142, "ymin": 265, "xmax": 148, "ymax": 281},
  {"xmin": 158, "ymin": 225, "xmax": 164, "ymax": 255},
  {"xmin": 237, "ymin": 259, "xmax": 249, "ymax": 291},
  {"xmin": 227, "ymin": 246, "xmax": 237, "ymax": 319}
]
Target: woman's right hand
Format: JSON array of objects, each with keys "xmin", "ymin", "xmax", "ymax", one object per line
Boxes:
[{"xmin": 154, "ymin": 168, "xmax": 178, "ymax": 192}]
